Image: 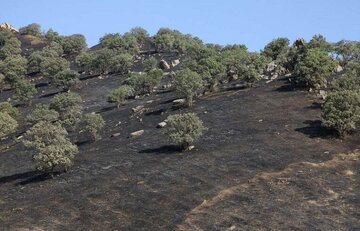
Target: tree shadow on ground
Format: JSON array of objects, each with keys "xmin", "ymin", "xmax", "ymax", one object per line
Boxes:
[
  {"xmin": 295, "ymin": 120, "xmax": 337, "ymax": 139},
  {"xmin": 0, "ymin": 170, "xmax": 57, "ymax": 186},
  {"xmin": 307, "ymin": 102, "xmax": 322, "ymax": 110},
  {"xmin": 139, "ymin": 145, "xmax": 181, "ymax": 154}
]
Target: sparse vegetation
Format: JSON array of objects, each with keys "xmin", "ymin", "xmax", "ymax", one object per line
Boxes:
[
  {"xmin": 108, "ymin": 85, "xmax": 134, "ymax": 108},
  {"xmin": 165, "ymin": 113, "xmax": 207, "ymax": 150}
]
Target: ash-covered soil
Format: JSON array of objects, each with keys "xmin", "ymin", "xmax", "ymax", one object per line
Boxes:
[{"xmin": 0, "ymin": 73, "xmax": 359, "ymax": 230}]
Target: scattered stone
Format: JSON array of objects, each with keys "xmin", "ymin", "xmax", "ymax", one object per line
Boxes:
[
  {"xmin": 188, "ymin": 145, "xmax": 195, "ymax": 151},
  {"xmin": 335, "ymin": 65, "xmax": 343, "ymax": 73},
  {"xmin": 318, "ymin": 90, "xmax": 327, "ymax": 100},
  {"xmin": 171, "ymin": 59, "xmax": 180, "ymax": 67},
  {"xmin": 146, "ymin": 100, "xmax": 154, "ymax": 104},
  {"xmin": 132, "ymin": 105, "xmax": 145, "ymax": 113},
  {"xmin": 111, "ymin": 133, "xmax": 120, "ymax": 137},
  {"xmin": 173, "ymin": 99, "xmax": 186, "ymax": 104},
  {"xmin": 159, "ymin": 59, "xmax": 170, "ymax": 70},
  {"xmin": 130, "ymin": 130, "xmax": 144, "ymax": 138},
  {"xmin": 157, "ymin": 122, "xmax": 167, "ymax": 128},
  {"xmin": 258, "ymin": 119, "xmax": 263, "ymax": 122}
]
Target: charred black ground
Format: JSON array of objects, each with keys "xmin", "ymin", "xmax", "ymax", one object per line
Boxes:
[{"xmin": 0, "ymin": 32, "xmax": 359, "ymax": 230}]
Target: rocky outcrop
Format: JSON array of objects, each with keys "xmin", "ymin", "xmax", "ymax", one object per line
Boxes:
[
  {"xmin": 159, "ymin": 59, "xmax": 170, "ymax": 70},
  {"xmin": 0, "ymin": 22, "xmax": 18, "ymax": 32}
]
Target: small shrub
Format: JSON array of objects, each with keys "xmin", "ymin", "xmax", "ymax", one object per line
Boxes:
[
  {"xmin": 262, "ymin": 37, "xmax": 290, "ymax": 61},
  {"xmin": 13, "ymin": 78, "xmax": 37, "ymax": 105},
  {"xmin": 23, "ymin": 121, "xmax": 78, "ymax": 173},
  {"xmin": 0, "ymin": 112, "xmax": 18, "ymax": 138},
  {"xmin": 50, "ymin": 92, "xmax": 83, "ymax": 128},
  {"xmin": 0, "ymin": 102, "xmax": 19, "ymax": 120},
  {"xmin": 53, "ymin": 69, "xmax": 80, "ymax": 91},
  {"xmin": 165, "ymin": 113, "xmax": 207, "ymax": 150},
  {"xmin": 108, "ymin": 85, "xmax": 134, "ymax": 108},
  {"xmin": 0, "ymin": 30, "xmax": 22, "ymax": 59},
  {"xmin": 59, "ymin": 34, "xmax": 87, "ymax": 55},
  {"xmin": 0, "ymin": 73, "xmax": 4, "ymax": 92},
  {"xmin": 26, "ymin": 104, "xmax": 59, "ymax": 125},
  {"xmin": 173, "ymin": 68, "xmax": 203, "ymax": 107},
  {"xmin": 322, "ymin": 90, "xmax": 360, "ymax": 137},
  {"xmin": 84, "ymin": 113, "xmax": 105, "ymax": 141},
  {"xmin": 0, "ymin": 55, "xmax": 28, "ymax": 82},
  {"xmin": 40, "ymin": 56, "xmax": 70, "ymax": 79},
  {"xmin": 143, "ymin": 57, "xmax": 157, "ymax": 72},
  {"xmin": 331, "ymin": 73, "xmax": 360, "ymax": 92},
  {"xmin": 126, "ymin": 70, "xmax": 163, "ymax": 95}
]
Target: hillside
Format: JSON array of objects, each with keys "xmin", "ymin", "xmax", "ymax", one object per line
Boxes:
[{"xmin": 0, "ymin": 24, "xmax": 359, "ymax": 230}]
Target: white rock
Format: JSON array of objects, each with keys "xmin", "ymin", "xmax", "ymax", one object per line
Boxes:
[
  {"xmin": 130, "ymin": 130, "xmax": 144, "ymax": 138},
  {"xmin": 157, "ymin": 122, "xmax": 167, "ymax": 128}
]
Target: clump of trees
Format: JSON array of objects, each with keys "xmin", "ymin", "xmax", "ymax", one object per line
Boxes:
[
  {"xmin": 125, "ymin": 69, "xmax": 163, "ymax": 95},
  {"xmin": 165, "ymin": 113, "xmax": 207, "ymax": 150},
  {"xmin": 0, "ymin": 29, "xmax": 21, "ymax": 59},
  {"xmin": 294, "ymin": 48, "xmax": 336, "ymax": 89},
  {"xmin": 19, "ymin": 23, "xmax": 42, "ymax": 37},
  {"xmin": 12, "ymin": 78, "xmax": 37, "ymax": 105},
  {"xmin": 53, "ymin": 69, "xmax": 80, "ymax": 91}
]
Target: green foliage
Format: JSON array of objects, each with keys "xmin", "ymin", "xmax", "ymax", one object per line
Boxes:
[
  {"xmin": 0, "ymin": 73, "xmax": 5, "ymax": 92},
  {"xmin": 333, "ymin": 40, "xmax": 360, "ymax": 67},
  {"xmin": 165, "ymin": 113, "xmax": 207, "ymax": 150},
  {"xmin": 154, "ymin": 28, "xmax": 205, "ymax": 55},
  {"xmin": 43, "ymin": 41, "xmax": 64, "ymax": 56},
  {"xmin": 143, "ymin": 56, "xmax": 157, "ymax": 72},
  {"xmin": 75, "ymin": 52, "xmax": 94, "ymax": 73},
  {"xmin": 173, "ymin": 68, "xmax": 203, "ymax": 107},
  {"xmin": 307, "ymin": 34, "xmax": 332, "ymax": 52},
  {"xmin": 322, "ymin": 90, "xmax": 360, "ymax": 137},
  {"xmin": 182, "ymin": 56, "xmax": 225, "ymax": 91},
  {"xmin": 0, "ymin": 55, "xmax": 28, "ymax": 82},
  {"xmin": 50, "ymin": 92, "xmax": 83, "ymax": 128},
  {"xmin": 23, "ymin": 121, "xmax": 78, "ymax": 173},
  {"xmin": 0, "ymin": 29, "xmax": 21, "ymax": 59},
  {"xmin": 0, "ymin": 102, "xmax": 19, "ymax": 120},
  {"xmin": 128, "ymin": 27, "xmax": 150, "ymax": 44},
  {"xmin": 40, "ymin": 55, "xmax": 70, "ymax": 78},
  {"xmin": 13, "ymin": 78, "xmax": 37, "ymax": 104},
  {"xmin": 294, "ymin": 48, "xmax": 336, "ymax": 88},
  {"xmin": 126, "ymin": 69, "xmax": 163, "ymax": 95},
  {"xmin": 332, "ymin": 73, "xmax": 360, "ymax": 91},
  {"xmin": 60, "ymin": 34, "xmax": 87, "ymax": 55},
  {"xmin": 262, "ymin": 37, "xmax": 290, "ymax": 61},
  {"xmin": 221, "ymin": 45, "xmax": 265, "ymax": 85},
  {"xmin": 53, "ymin": 69, "xmax": 80, "ymax": 90},
  {"xmin": 84, "ymin": 113, "xmax": 105, "ymax": 141},
  {"xmin": 45, "ymin": 28, "xmax": 61, "ymax": 43},
  {"xmin": 26, "ymin": 104, "xmax": 59, "ymax": 125},
  {"xmin": 19, "ymin": 23, "xmax": 42, "ymax": 37},
  {"xmin": 100, "ymin": 33, "xmax": 139, "ymax": 54},
  {"xmin": 0, "ymin": 112, "xmax": 18, "ymax": 138},
  {"xmin": 80, "ymin": 49, "xmax": 132, "ymax": 75},
  {"xmin": 108, "ymin": 85, "xmax": 134, "ymax": 108}
]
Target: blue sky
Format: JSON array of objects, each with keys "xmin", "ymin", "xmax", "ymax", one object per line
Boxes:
[{"xmin": 1, "ymin": 0, "xmax": 359, "ymax": 51}]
